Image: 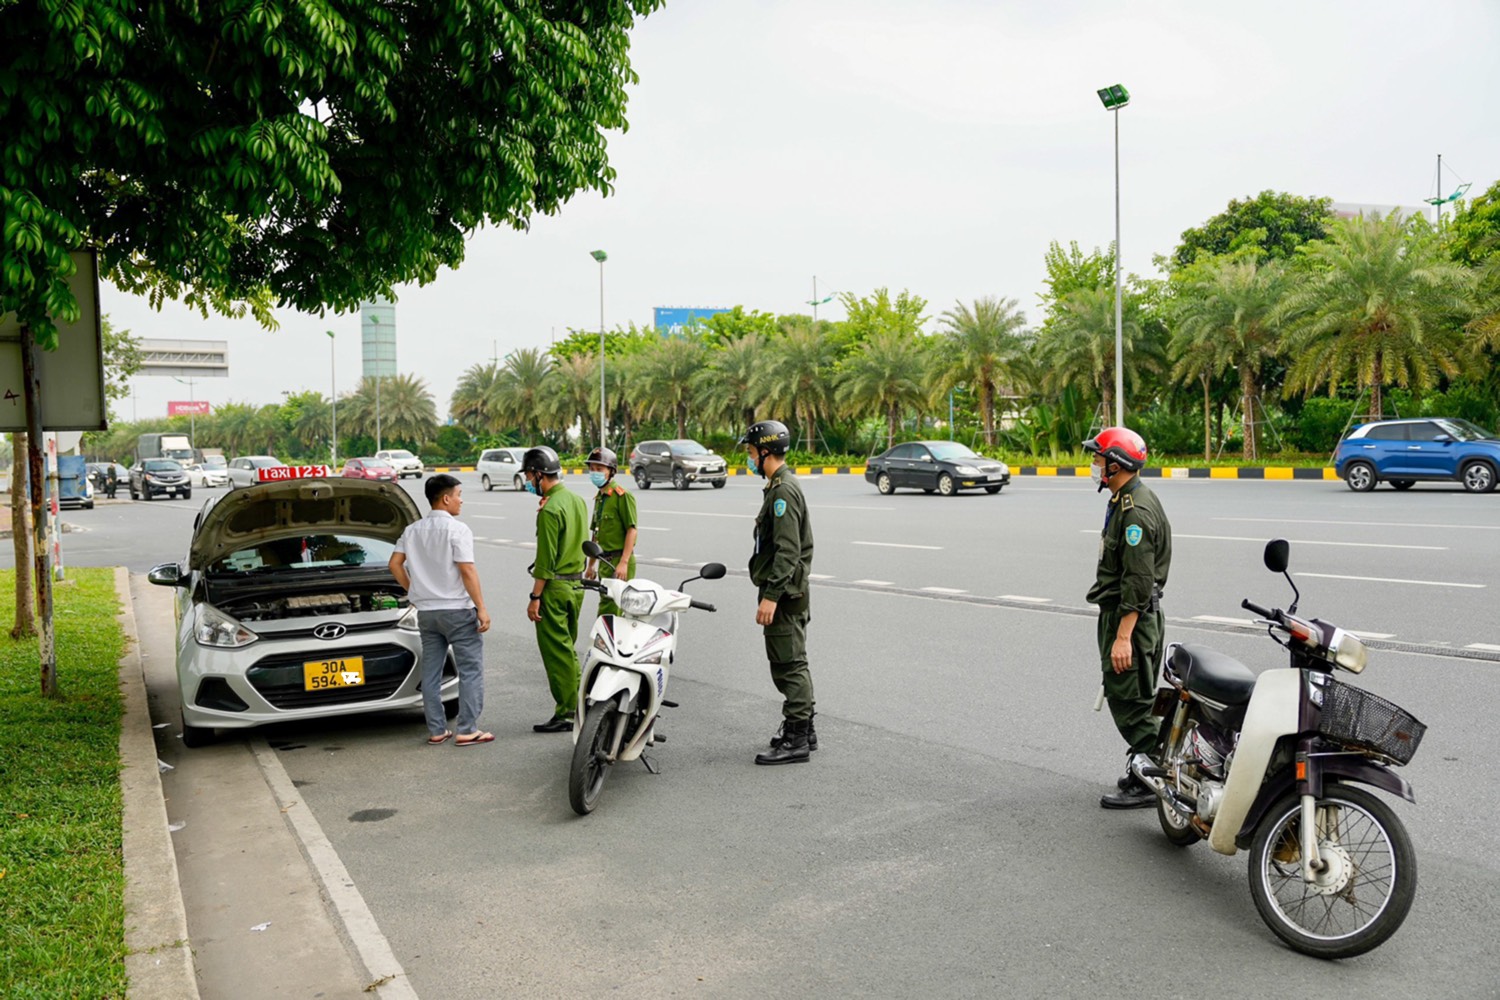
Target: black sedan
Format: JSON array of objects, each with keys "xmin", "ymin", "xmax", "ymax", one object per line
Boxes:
[{"xmin": 864, "ymin": 441, "xmax": 1011, "ymax": 496}]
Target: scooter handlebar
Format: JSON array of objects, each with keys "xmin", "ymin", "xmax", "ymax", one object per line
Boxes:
[
  {"xmin": 1241, "ymin": 598, "xmax": 1275, "ymax": 620},
  {"xmin": 689, "ymin": 599, "xmax": 717, "ymax": 612}
]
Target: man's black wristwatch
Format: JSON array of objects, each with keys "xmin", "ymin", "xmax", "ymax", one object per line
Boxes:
[{"xmin": 528, "ymin": 591, "xmax": 542, "ymax": 601}]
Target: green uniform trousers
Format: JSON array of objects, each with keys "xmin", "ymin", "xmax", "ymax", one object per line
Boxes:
[
  {"xmin": 536, "ymin": 579, "xmax": 585, "ymax": 718},
  {"xmin": 764, "ymin": 609, "xmax": 814, "ymax": 722},
  {"xmin": 595, "ymin": 555, "xmax": 637, "ymax": 618},
  {"xmin": 1097, "ymin": 605, "xmax": 1164, "ymax": 756}
]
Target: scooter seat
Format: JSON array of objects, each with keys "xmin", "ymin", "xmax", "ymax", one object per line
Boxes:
[{"xmin": 1170, "ymin": 644, "xmax": 1256, "ymax": 705}]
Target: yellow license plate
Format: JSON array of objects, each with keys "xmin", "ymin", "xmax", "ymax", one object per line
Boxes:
[{"xmin": 303, "ymin": 656, "xmax": 365, "ymax": 691}]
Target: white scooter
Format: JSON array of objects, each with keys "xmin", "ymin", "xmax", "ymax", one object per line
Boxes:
[{"xmin": 568, "ymin": 540, "xmax": 724, "ymax": 815}]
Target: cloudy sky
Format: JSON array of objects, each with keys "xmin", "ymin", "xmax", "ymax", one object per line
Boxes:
[{"xmin": 104, "ymin": 0, "xmax": 1500, "ymax": 422}]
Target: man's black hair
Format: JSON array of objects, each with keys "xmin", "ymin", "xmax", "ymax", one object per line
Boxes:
[{"xmin": 425, "ymin": 473, "xmax": 461, "ymax": 506}]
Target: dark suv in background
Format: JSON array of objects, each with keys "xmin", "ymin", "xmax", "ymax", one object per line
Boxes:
[
  {"xmin": 130, "ymin": 458, "xmax": 192, "ymax": 501},
  {"xmin": 1334, "ymin": 417, "xmax": 1500, "ymax": 493},
  {"xmin": 629, "ymin": 439, "xmax": 728, "ymax": 490}
]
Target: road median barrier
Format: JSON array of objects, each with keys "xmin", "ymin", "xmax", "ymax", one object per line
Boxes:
[{"xmin": 426, "ymin": 463, "xmax": 1340, "ymax": 480}]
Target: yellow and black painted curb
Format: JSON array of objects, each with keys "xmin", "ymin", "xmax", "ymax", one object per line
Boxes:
[{"xmin": 426, "ymin": 464, "xmax": 1341, "ymax": 480}]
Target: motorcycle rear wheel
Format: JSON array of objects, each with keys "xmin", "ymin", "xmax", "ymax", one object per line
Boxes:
[
  {"xmin": 1247, "ymin": 783, "xmax": 1416, "ymax": 959},
  {"xmin": 568, "ymin": 702, "xmax": 619, "ymax": 816}
]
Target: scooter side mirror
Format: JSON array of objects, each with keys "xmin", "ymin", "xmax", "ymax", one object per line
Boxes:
[
  {"xmin": 582, "ymin": 540, "xmax": 604, "ymax": 559},
  {"xmin": 700, "ymin": 562, "xmax": 726, "ymax": 580},
  {"xmin": 1263, "ymin": 538, "xmax": 1290, "ymax": 574}
]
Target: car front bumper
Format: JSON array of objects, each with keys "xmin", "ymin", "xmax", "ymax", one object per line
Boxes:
[{"xmin": 684, "ymin": 467, "xmax": 727, "ymax": 482}]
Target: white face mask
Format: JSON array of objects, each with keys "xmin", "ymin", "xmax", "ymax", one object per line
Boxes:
[{"xmin": 1090, "ymin": 463, "xmax": 1105, "ymax": 489}]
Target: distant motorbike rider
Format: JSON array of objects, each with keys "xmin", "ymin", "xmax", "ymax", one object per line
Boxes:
[{"xmin": 1083, "ymin": 427, "xmax": 1173, "ymax": 809}]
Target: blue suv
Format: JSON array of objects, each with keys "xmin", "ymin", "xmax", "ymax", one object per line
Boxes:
[{"xmin": 1334, "ymin": 417, "xmax": 1500, "ymax": 493}]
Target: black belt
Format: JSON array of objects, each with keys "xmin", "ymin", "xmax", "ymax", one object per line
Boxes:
[
  {"xmin": 599, "ymin": 550, "xmax": 624, "ymax": 560},
  {"xmin": 550, "ymin": 573, "xmax": 584, "ymax": 581}
]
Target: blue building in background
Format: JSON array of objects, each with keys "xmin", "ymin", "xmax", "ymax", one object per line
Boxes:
[{"xmin": 653, "ymin": 306, "xmax": 729, "ymax": 335}]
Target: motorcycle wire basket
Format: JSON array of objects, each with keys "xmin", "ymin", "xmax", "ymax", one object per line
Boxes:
[{"xmin": 1319, "ymin": 680, "xmax": 1427, "ymax": 765}]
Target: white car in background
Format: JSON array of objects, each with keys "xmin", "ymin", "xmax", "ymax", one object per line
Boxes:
[
  {"xmin": 476, "ymin": 446, "xmax": 530, "ymax": 491},
  {"xmin": 147, "ymin": 477, "xmax": 458, "ymax": 746},
  {"xmin": 375, "ymin": 449, "xmax": 424, "ymax": 479},
  {"xmin": 226, "ymin": 456, "xmax": 285, "ymax": 489},
  {"xmin": 186, "ymin": 460, "xmax": 230, "ymax": 488}
]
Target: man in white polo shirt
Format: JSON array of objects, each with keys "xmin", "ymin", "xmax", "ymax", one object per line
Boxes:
[{"xmin": 389, "ymin": 474, "xmax": 493, "ymax": 746}]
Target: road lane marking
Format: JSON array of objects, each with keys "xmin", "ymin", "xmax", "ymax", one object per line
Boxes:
[
  {"xmin": 1193, "ymin": 615, "xmax": 1259, "ymax": 627},
  {"xmin": 470, "ymin": 514, "xmax": 507, "ymax": 520},
  {"xmin": 646, "ymin": 510, "xmax": 752, "ymax": 519},
  {"xmin": 1081, "ymin": 530, "xmax": 1445, "ymax": 551},
  {"xmin": 852, "ymin": 541, "xmax": 943, "ymax": 550},
  {"xmin": 638, "ymin": 526, "xmax": 671, "ymax": 532},
  {"xmin": 1350, "ymin": 631, "xmax": 1397, "ymax": 640},
  {"xmin": 1467, "ymin": 643, "xmax": 1500, "ymax": 652},
  {"xmin": 1215, "ymin": 516, "xmax": 1500, "ymax": 532},
  {"xmin": 921, "ymin": 586, "xmax": 967, "ymax": 594},
  {"xmin": 811, "ymin": 504, "xmax": 896, "ymax": 511},
  {"xmin": 809, "ymin": 574, "xmax": 835, "ymax": 580},
  {"xmin": 998, "ymin": 595, "xmax": 1053, "ymax": 604},
  {"xmin": 655, "ymin": 557, "xmax": 680, "ymax": 563},
  {"xmin": 851, "ymin": 579, "xmax": 893, "ymax": 586},
  {"xmin": 1298, "ymin": 572, "xmax": 1484, "ymax": 589}
]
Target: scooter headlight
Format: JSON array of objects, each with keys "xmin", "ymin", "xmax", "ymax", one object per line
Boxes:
[
  {"xmin": 618, "ymin": 587, "xmax": 656, "ymax": 617},
  {"xmin": 635, "ymin": 651, "xmax": 664, "ymax": 665},
  {"xmin": 1332, "ymin": 630, "xmax": 1368, "ymax": 673}
]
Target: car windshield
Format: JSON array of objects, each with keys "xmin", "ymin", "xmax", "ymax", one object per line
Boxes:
[
  {"xmin": 927, "ymin": 443, "xmax": 981, "ymax": 461},
  {"xmin": 386, "ymin": 450, "xmax": 415, "ymax": 459},
  {"xmin": 1436, "ymin": 418, "xmax": 1494, "ymax": 442},
  {"xmin": 209, "ymin": 533, "xmax": 396, "ymax": 576},
  {"xmin": 143, "ymin": 460, "xmax": 183, "ymax": 472},
  {"xmin": 365, "ymin": 460, "xmax": 393, "ymax": 469},
  {"xmin": 250, "ymin": 458, "xmax": 283, "ymax": 468},
  {"xmin": 669, "ymin": 440, "xmax": 710, "ymax": 456},
  {"xmin": 204, "ymin": 456, "xmax": 227, "ymax": 469}
]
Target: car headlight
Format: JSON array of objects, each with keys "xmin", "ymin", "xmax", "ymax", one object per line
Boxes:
[
  {"xmin": 997, "ymin": 463, "xmax": 1010, "ymax": 475},
  {"xmin": 954, "ymin": 465, "xmax": 980, "ymax": 476},
  {"xmin": 618, "ymin": 587, "xmax": 656, "ymax": 617},
  {"xmin": 1332, "ymin": 630, "xmax": 1368, "ymax": 673},
  {"xmin": 194, "ymin": 604, "xmax": 258, "ymax": 648},
  {"xmin": 396, "ymin": 606, "xmax": 420, "ymax": 631}
]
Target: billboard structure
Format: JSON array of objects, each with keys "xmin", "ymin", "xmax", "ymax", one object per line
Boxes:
[
  {"xmin": 653, "ymin": 306, "xmax": 729, "ymax": 336},
  {"xmin": 361, "ymin": 297, "xmax": 397, "ymax": 377},
  {"xmin": 0, "ymin": 249, "xmax": 107, "ymax": 431}
]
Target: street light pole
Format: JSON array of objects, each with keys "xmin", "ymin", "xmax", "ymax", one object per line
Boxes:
[
  {"xmin": 1097, "ymin": 83, "xmax": 1130, "ymax": 427},
  {"xmin": 591, "ymin": 249, "xmax": 608, "ymax": 449},
  {"xmin": 326, "ymin": 330, "xmax": 337, "ymax": 467}
]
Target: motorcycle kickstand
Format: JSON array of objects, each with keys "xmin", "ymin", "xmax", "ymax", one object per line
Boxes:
[{"xmin": 640, "ymin": 753, "xmax": 660, "ymax": 775}]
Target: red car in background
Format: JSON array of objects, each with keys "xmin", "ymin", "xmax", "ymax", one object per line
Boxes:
[{"xmin": 342, "ymin": 458, "xmax": 398, "ymax": 482}]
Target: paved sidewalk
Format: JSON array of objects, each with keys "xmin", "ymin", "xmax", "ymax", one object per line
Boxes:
[{"xmin": 127, "ymin": 574, "xmax": 403, "ymax": 998}]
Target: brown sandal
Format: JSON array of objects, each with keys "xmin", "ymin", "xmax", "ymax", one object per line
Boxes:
[
  {"xmin": 455, "ymin": 731, "xmax": 494, "ymax": 747},
  {"xmin": 427, "ymin": 730, "xmax": 453, "ymax": 745}
]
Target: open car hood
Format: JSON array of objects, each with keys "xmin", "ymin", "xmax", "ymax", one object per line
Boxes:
[{"xmin": 188, "ymin": 478, "xmax": 421, "ymax": 571}]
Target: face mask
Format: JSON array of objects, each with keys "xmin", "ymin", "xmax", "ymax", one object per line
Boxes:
[
  {"xmin": 524, "ymin": 477, "xmax": 539, "ymax": 495},
  {"xmin": 1090, "ymin": 463, "xmax": 1105, "ymax": 490},
  {"xmin": 589, "ymin": 471, "xmax": 608, "ymax": 489},
  {"xmin": 746, "ymin": 454, "xmax": 759, "ymax": 476}
]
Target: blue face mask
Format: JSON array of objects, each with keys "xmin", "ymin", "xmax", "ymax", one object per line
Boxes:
[
  {"xmin": 589, "ymin": 471, "xmax": 608, "ymax": 489},
  {"xmin": 746, "ymin": 453, "xmax": 759, "ymax": 476},
  {"xmin": 523, "ymin": 477, "xmax": 539, "ymax": 495}
]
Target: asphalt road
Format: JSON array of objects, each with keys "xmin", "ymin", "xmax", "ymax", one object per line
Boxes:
[{"xmin": 33, "ymin": 473, "xmax": 1500, "ymax": 997}]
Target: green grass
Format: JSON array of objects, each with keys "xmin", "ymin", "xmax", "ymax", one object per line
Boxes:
[{"xmin": 0, "ymin": 568, "xmax": 127, "ymax": 1000}]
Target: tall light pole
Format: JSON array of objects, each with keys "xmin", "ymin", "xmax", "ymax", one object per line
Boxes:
[
  {"xmin": 375, "ymin": 374, "xmax": 382, "ymax": 452},
  {"xmin": 171, "ymin": 375, "xmax": 197, "ymax": 447},
  {"xmin": 806, "ymin": 275, "xmax": 834, "ymax": 323},
  {"xmin": 1097, "ymin": 83, "xmax": 1129, "ymax": 427},
  {"xmin": 591, "ymin": 249, "xmax": 608, "ymax": 448},
  {"xmin": 326, "ymin": 330, "xmax": 337, "ymax": 467}
]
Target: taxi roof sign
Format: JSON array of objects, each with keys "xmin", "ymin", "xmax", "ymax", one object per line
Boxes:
[{"xmin": 257, "ymin": 465, "xmax": 332, "ymax": 482}]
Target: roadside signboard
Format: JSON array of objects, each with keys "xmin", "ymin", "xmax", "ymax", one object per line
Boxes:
[{"xmin": 168, "ymin": 400, "xmax": 211, "ymax": 416}]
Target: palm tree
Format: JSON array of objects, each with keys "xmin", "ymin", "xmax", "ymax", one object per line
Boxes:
[
  {"xmin": 835, "ymin": 332, "xmax": 929, "ymax": 448},
  {"xmin": 634, "ymin": 335, "xmax": 708, "ymax": 439},
  {"xmin": 1168, "ymin": 336, "xmax": 1222, "ymax": 460},
  {"xmin": 287, "ymin": 393, "xmax": 332, "ymax": 456},
  {"xmin": 491, "ymin": 348, "xmax": 552, "ymax": 441},
  {"xmin": 936, "ymin": 297, "xmax": 1028, "ymax": 447},
  {"xmin": 1033, "ymin": 286, "xmax": 1155, "ymax": 420},
  {"xmin": 697, "ymin": 332, "xmax": 767, "ymax": 431},
  {"xmin": 451, "ymin": 362, "xmax": 503, "ymax": 433},
  {"xmin": 212, "ymin": 402, "xmax": 260, "ymax": 455},
  {"xmin": 1279, "ymin": 213, "xmax": 1474, "ymax": 419},
  {"xmin": 760, "ymin": 321, "xmax": 838, "ymax": 450},
  {"xmin": 340, "ymin": 375, "xmax": 438, "ymax": 447},
  {"xmin": 1171, "ymin": 258, "xmax": 1288, "ymax": 459},
  {"xmin": 545, "ymin": 353, "xmax": 600, "ymax": 448}
]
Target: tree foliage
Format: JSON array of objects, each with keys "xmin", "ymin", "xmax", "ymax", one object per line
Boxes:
[
  {"xmin": 1, "ymin": 0, "xmax": 662, "ymax": 347},
  {"xmin": 1172, "ymin": 191, "xmax": 1335, "ymax": 269}
]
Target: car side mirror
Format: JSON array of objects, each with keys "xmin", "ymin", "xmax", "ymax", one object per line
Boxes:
[
  {"xmin": 1263, "ymin": 538, "xmax": 1289, "ymax": 574},
  {"xmin": 1433, "ymin": 433, "xmax": 1453, "ymax": 443},
  {"xmin": 147, "ymin": 562, "xmax": 184, "ymax": 587},
  {"xmin": 921, "ymin": 455, "xmax": 933, "ymax": 462}
]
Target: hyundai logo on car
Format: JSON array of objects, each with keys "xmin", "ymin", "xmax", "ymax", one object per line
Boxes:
[{"xmin": 313, "ymin": 623, "xmax": 348, "ymax": 640}]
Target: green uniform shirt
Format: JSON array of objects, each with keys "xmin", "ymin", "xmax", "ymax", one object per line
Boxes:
[
  {"xmin": 590, "ymin": 482, "xmax": 638, "ymax": 553},
  {"xmin": 749, "ymin": 465, "xmax": 813, "ymax": 602},
  {"xmin": 534, "ymin": 482, "xmax": 587, "ymax": 579},
  {"xmin": 1086, "ymin": 476, "xmax": 1171, "ymax": 613}
]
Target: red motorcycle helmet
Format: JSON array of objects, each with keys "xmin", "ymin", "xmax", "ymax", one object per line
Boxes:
[{"xmin": 1083, "ymin": 426, "xmax": 1148, "ymax": 473}]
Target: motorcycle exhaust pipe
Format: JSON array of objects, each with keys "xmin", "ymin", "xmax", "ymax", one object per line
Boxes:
[{"xmin": 1130, "ymin": 753, "xmax": 1195, "ymax": 818}]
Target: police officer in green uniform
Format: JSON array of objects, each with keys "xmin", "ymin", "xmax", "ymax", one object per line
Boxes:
[
  {"xmin": 522, "ymin": 446, "xmax": 588, "ymax": 733},
  {"xmin": 1084, "ymin": 427, "xmax": 1172, "ymax": 809},
  {"xmin": 742, "ymin": 420, "xmax": 817, "ymax": 766},
  {"xmin": 584, "ymin": 447, "xmax": 638, "ymax": 617}
]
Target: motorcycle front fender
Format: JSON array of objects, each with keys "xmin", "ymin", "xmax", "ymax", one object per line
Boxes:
[
  {"xmin": 1233, "ymin": 756, "xmax": 1416, "ymax": 851},
  {"xmin": 1208, "ymin": 669, "xmax": 1301, "ymax": 857},
  {"xmin": 571, "ymin": 666, "xmax": 643, "ymax": 746}
]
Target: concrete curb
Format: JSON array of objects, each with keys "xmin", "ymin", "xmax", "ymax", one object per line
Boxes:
[
  {"xmin": 426, "ymin": 464, "xmax": 1340, "ymax": 480},
  {"xmin": 116, "ymin": 566, "xmax": 200, "ymax": 1000}
]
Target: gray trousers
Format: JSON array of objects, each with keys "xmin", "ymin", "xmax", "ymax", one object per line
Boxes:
[{"xmin": 417, "ymin": 607, "xmax": 484, "ymax": 736}]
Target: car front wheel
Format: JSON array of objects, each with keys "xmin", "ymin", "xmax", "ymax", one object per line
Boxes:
[
  {"xmin": 672, "ymin": 468, "xmax": 688, "ymax": 491},
  {"xmin": 1462, "ymin": 460, "xmax": 1497, "ymax": 494},
  {"xmin": 482, "ymin": 474, "xmax": 492, "ymax": 492},
  {"xmin": 1343, "ymin": 462, "xmax": 1376, "ymax": 492},
  {"xmin": 937, "ymin": 472, "xmax": 956, "ymax": 496}
]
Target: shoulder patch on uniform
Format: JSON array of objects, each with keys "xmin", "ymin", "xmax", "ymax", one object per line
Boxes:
[
  {"xmin": 774, "ymin": 498, "xmax": 787, "ymax": 517},
  {"xmin": 1125, "ymin": 524, "xmax": 1143, "ymax": 546},
  {"xmin": 1121, "ymin": 493, "xmax": 1135, "ymax": 510}
]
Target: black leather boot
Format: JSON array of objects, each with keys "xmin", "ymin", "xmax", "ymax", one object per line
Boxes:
[
  {"xmin": 768, "ymin": 713, "xmax": 818, "ymax": 752},
  {"xmin": 756, "ymin": 719, "xmax": 811, "ymax": 765}
]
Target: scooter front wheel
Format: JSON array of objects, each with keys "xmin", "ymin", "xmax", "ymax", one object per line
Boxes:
[
  {"xmin": 1247, "ymin": 783, "xmax": 1416, "ymax": 959},
  {"xmin": 569, "ymin": 701, "xmax": 619, "ymax": 815}
]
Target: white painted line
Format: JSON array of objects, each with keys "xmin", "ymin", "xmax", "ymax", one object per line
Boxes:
[
  {"xmin": 921, "ymin": 586, "xmax": 967, "ymax": 595},
  {"xmin": 253, "ymin": 743, "xmax": 420, "ymax": 1000},
  {"xmin": 1299, "ymin": 572, "xmax": 1485, "ymax": 589},
  {"xmin": 1465, "ymin": 643, "xmax": 1500, "ymax": 652},
  {"xmin": 638, "ymin": 526, "xmax": 671, "ymax": 532},
  {"xmin": 648, "ymin": 510, "xmax": 753, "ymax": 519},
  {"xmin": 1349, "ymin": 631, "xmax": 1397, "ymax": 640},
  {"xmin": 852, "ymin": 579, "xmax": 894, "ymax": 586},
  {"xmin": 852, "ymin": 540, "xmax": 943, "ymax": 551},
  {"xmin": 1216, "ymin": 516, "xmax": 1500, "ymax": 532},
  {"xmin": 1082, "ymin": 529, "xmax": 1446, "ymax": 552},
  {"xmin": 519, "ymin": 541, "xmax": 536, "ymax": 548},
  {"xmin": 811, "ymin": 504, "xmax": 896, "ymax": 512},
  {"xmin": 1193, "ymin": 615, "xmax": 1259, "ymax": 627},
  {"xmin": 469, "ymin": 514, "xmax": 507, "ymax": 520},
  {"xmin": 655, "ymin": 557, "xmax": 681, "ymax": 563},
  {"xmin": 809, "ymin": 574, "xmax": 835, "ymax": 581},
  {"xmin": 998, "ymin": 595, "xmax": 1053, "ymax": 604}
]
